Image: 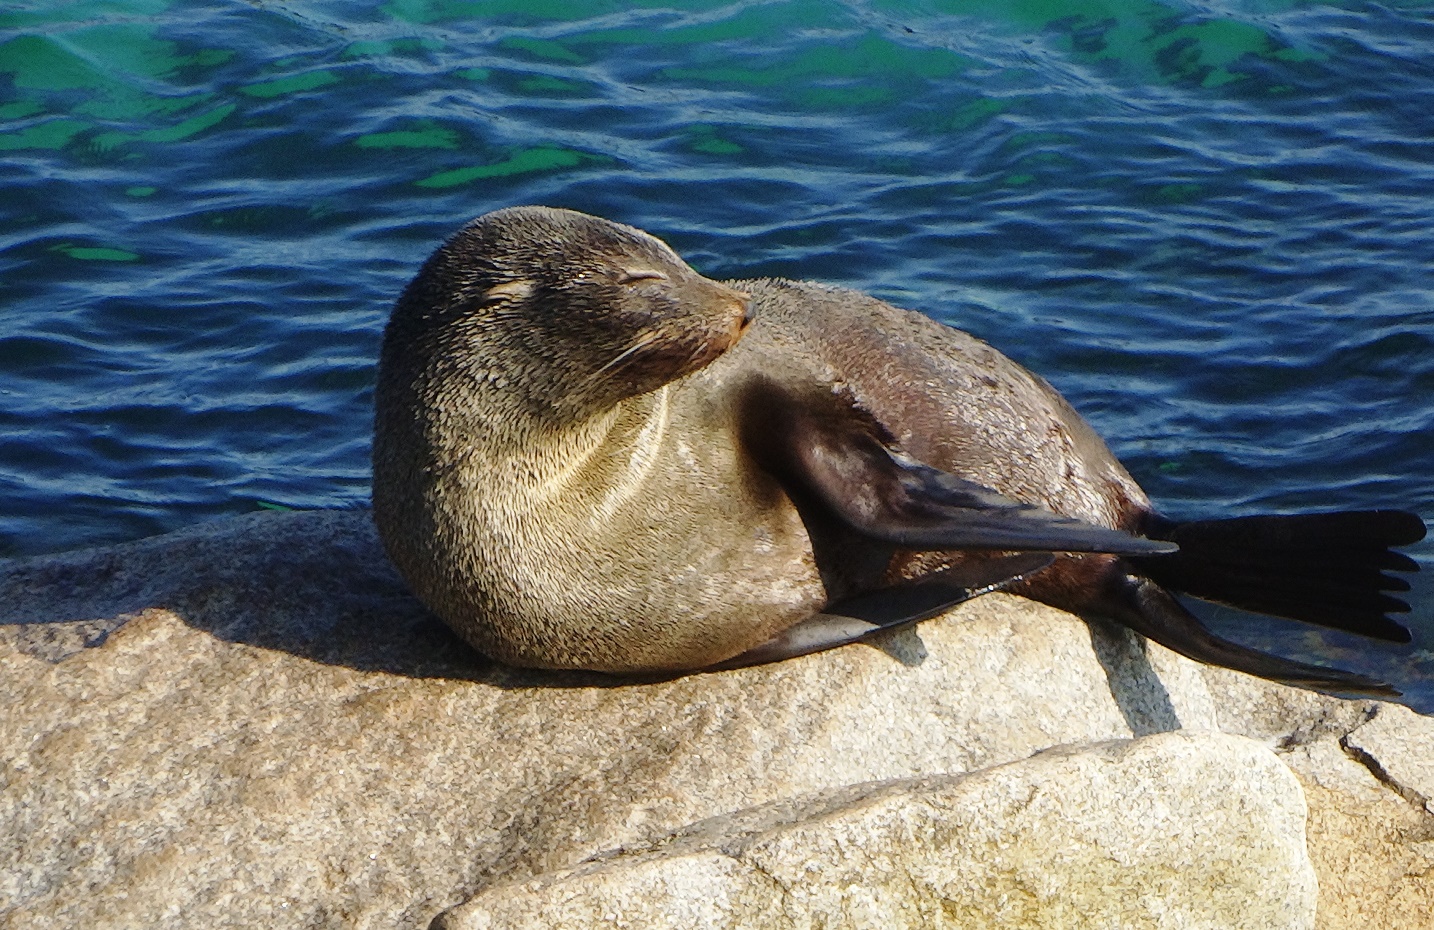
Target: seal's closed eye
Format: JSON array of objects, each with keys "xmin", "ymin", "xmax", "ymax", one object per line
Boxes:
[
  {"xmin": 483, "ymin": 280, "xmax": 534, "ymax": 305},
  {"xmin": 616, "ymin": 269, "xmax": 668, "ymax": 285}
]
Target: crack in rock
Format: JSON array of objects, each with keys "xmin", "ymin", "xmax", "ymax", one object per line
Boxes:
[{"xmin": 1339, "ymin": 708, "xmax": 1434, "ymax": 815}]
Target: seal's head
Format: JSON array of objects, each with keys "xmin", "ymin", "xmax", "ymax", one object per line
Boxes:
[{"xmin": 383, "ymin": 205, "xmax": 752, "ymax": 425}]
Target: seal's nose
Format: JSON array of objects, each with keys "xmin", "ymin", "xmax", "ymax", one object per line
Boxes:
[{"xmin": 729, "ymin": 289, "xmax": 755, "ymax": 331}]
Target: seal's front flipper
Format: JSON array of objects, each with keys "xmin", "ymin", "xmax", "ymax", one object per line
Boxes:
[
  {"xmin": 1105, "ymin": 572, "xmax": 1399, "ymax": 697},
  {"xmin": 711, "ymin": 614, "xmax": 883, "ymax": 669},
  {"xmin": 712, "ymin": 552, "xmax": 1053, "ymax": 669},
  {"xmin": 841, "ymin": 449, "xmax": 1176, "ymax": 555},
  {"xmin": 744, "ymin": 382, "xmax": 1175, "ymax": 557},
  {"xmin": 823, "ymin": 552, "xmax": 1054, "ymax": 629}
]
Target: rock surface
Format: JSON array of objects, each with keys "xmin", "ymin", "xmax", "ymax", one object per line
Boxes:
[
  {"xmin": 1200, "ymin": 668, "xmax": 1434, "ymax": 930},
  {"xmin": 436, "ymin": 731, "xmax": 1317, "ymax": 930},
  {"xmin": 1341, "ymin": 702, "xmax": 1434, "ymax": 814},
  {"xmin": 1, "ymin": 511, "xmax": 1431, "ymax": 929}
]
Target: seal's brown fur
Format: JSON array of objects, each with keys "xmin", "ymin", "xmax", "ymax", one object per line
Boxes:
[{"xmin": 373, "ymin": 207, "xmax": 1420, "ymax": 691}]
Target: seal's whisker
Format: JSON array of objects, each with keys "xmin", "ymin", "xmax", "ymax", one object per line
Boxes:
[{"xmin": 592, "ymin": 333, "xmax": 657, "ymax": 379}]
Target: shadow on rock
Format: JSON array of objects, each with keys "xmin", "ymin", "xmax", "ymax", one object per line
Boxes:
[
  {"xmin": 1085, "ymin": 616, "xmax": 1182, "ymax": 736},
  {"xmin": 0, "ymin": 509, "xmax": 629, "ymax": 689},
  {"xmin": 0, "ymin": 509, "xmax": 1181, "ymax": 708}
]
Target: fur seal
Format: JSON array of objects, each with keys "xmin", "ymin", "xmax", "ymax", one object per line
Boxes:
[{"xmin": 373, "ymin": 206, "xmax": 1424, "ymax": 694}]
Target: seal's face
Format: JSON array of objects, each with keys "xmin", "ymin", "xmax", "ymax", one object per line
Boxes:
[
  {"xmin": 549, "ymin": 225, "xmax": 753, "ymax": 404},
  {"xmin": 413, "ymin": 206, "xmax": 752, "ymax": 420}
]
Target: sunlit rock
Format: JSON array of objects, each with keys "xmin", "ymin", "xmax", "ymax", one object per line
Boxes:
[{"xmin": 0, "ymin": 511, "xmax": 1428, "ymax": 929}]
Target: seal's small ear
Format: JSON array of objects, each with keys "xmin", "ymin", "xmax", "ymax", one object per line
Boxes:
[{"xmin": 483, "ymin": 280, "xmax": 534, "ymax": 305}]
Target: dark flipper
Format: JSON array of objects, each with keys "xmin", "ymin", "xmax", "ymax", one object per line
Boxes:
[
  {"xmin": 742, "ymin": 380, "xmax": 1175, "ymax": 557},
  {"xmin": 1134, "ymin": 510, "xmax": 1425, "ymax": 643},
  {"xmin": 1104, "ymin": 572, "xmax": 1399, "ymax": 697},
  {"xmin": 714, "ymin": 552, "xmax": 1054, "ymax": 669}
]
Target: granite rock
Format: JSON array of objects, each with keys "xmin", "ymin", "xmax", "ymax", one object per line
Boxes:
[
  {"xmin": 1, "ymin": 511, "xmax": 1430, "ymax": 929},
  {"xmin": 436, "ymin": 731, "xmax": 1317, "ymax": 930},
  {"xmin": 1201, "ymin": 670, "xmax": 1434, "ymax": 930}
]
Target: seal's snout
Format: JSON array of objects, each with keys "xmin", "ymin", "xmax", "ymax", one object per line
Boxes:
[
  {"xmin": 737, "ymin": 292, "xmax": 756, "ymax": 331},
  {"xmin": 719, "ymin": 284, "xmax": 754, "ymax": 339}
]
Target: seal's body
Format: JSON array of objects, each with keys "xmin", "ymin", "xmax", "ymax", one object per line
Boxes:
[{"xmin": 374, "ymin": 206, "xmax": 1423, "ymax": 692}]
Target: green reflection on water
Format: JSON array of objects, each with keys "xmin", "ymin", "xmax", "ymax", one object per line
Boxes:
[
  {"xmin": 383, "ymin": 0, "xmax": 713, "ymax": 26},
  {"xmin": 356, "ymin": 124, "xmax": 461, "ymax": 149},
  {"xmin": 52, "ymin": 244, "xmax": 141, "ymax": 262},
  {"xmin": 0, "ymin": 117, "xmax": 86, "ymax": 150},
  {"xmin": 932, "ymin": 0, "xmax": 1322, "ymax": 87},
  {"xmin": 138, "ymin": 103, "xmax": 235, "ymax": 142},
  {"xmin": 0, "ymin": 21, "xmax": 234, "ymax": 151},
  {"xmin": 0, "ymin": 28, "xmax": 231, "ymax": 117},
  {"xmin": 662, "ymin": 30, "xmax": 969, "ymax": 108},
  {"xmin": 413, "ymin": 145, "xmax": 604, "ymax": 188},
  {"xmin": 0, "ymin": 100, "xmax": 41, "ymax": 119},
  {"xmin": 90, "ymin": 102, "xmax": 236, "ymax": 150},
  {"xmin": 0, "ymin": 0, "xmax": 1334, "ymax": 169},
  {"xmin": 499, "ymin": 36, "xmax": 587, "ymax": 64},
  {"xmin": 558, "ymin": 1, "xmax": 832, "ymax": 49},
  {"xmin": 687, "ymin": 125, "xmax": 744, "ymax": 156},
  {"xmin": 343, "ymin": 37, "xmax": 443, "ymax": 59},
  {"xmin": 1154, "ymin": 182, "xmax": 1204, "ymax": 203},
  {"xmin": 242, "ymin": 70, "xmax": 341, "ymax": 99},
  {"xmin": 377, "ymin": 0, "xmax": 1320, "ymax": 95},
  {"xmin": 943, "ymin": 97, "xmax": 1007, "ymax": 133},
  {"xmin": 0, "ymin": 0, "xmax": 172, "ymax": 30}
]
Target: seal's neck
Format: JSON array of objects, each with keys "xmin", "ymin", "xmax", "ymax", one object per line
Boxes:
[
  {"xmin": 446, "ymin": 378, "xmax": 670, "ymax": 496},
  {"xmin": 519, "ymin": 387, "xmax": 671, "ymax": 508}
]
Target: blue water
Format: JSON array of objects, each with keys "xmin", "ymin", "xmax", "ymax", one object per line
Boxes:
[{"xmin": 3, "ymin": 1, "xmax": 1432, "ymax": 706}]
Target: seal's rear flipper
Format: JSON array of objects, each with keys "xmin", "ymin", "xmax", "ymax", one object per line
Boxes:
[
  {"xmin": 743, "ymin": 380, "xmax": 1175, "ymax": 557},
  {"xmin": 1104, "ymin": 572, "xmax": 1399, "ymax": 697},
  {"xmin": 1133, "ymin": 510, "xmax": 1424, "ymax": 642},
  {"xmin": 712, "ymin": 552, "xmax": 1053, "ymax": 669}
]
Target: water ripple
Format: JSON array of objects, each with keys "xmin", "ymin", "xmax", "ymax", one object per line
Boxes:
[{"xmin": 2, "ymin": 0, "xmax": 1432, "ymax": 700}]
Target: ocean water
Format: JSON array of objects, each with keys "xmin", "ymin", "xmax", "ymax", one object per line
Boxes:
[{"xmin": 3, "ymin": 1, "xmax": 1432, "ymax": 707}]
